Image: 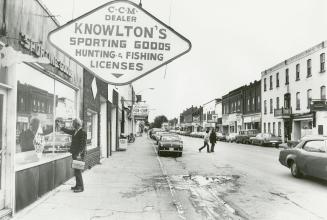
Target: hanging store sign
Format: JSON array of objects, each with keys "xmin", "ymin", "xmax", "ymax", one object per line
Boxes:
[
  {"xmin": 132, "ymin": 103, "xmax": 148, "ymax": 118},
  {"xmin": 48, "ymin": 0, "xmax": 191, "ymax": 85}
]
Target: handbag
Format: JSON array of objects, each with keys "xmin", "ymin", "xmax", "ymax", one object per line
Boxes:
[{"xmin": 72, "ymin": 159, "xmax": 85, "ymax": 170}]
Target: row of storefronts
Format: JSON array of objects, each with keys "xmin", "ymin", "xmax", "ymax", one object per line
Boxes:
[
  {"xmin": 179, "ymin": 41, "xmax": 327, "ymax": 143},
  {"xmin": 0, "ymin": 0, "xmax": 138, "ymax": 217}
]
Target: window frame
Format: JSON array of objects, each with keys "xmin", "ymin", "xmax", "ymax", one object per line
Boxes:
[
  {"xmin": 296, "ymin": 64, "xmax": 300, "ymax": 81},
  {"xmin": 307, "ymin": 59, "xmax": 312, "ymax": 77},
  {"xmin": 296, "ymin": 92, "xmax": 301, "ymax": 110}
]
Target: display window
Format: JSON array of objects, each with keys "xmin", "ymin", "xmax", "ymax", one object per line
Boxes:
[
  {"xmin": 86, "ymin": 110, "xmax": 98, "ymax": 150},
  {"xmin": 15, "ymin": 64, "xmax": 77, "ymax": 167}
]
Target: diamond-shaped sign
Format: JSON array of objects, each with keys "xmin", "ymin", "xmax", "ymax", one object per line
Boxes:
[
  {"xmin": 91, "ymin": 77, "xmax": 98, "ymax": 99},
  {"xmin": 48, "ymin": 0, "xmax": 191, "ymax": 85}
]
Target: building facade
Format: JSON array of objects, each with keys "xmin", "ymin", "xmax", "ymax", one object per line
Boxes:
[
  {"xmin": 222, "ymin": 87, "xmax": 244, "ymax": 134},
  {"xmin": 215, "ymin": 99, "xmax": 223, "ymax": 132},
  {"xmin": 261, "ymin": 41, "xmax": 327, "ymax": 142},
  {"xmin": 242, "ymin": 80, "xmax": 261, "ymax": 131}
]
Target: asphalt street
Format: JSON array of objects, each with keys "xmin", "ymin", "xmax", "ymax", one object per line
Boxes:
[
  {"xmin": 14, "ymin": 135, "xmax": 327, "ymax": 220},
  {"xmin": 156, "ymin": 135, "xmax": 327, "ymax": 220}
]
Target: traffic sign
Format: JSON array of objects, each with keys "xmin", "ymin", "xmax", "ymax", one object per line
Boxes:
[{"xmin": 48, "ymin": 0, "xmax": 191, "ymax": 85}]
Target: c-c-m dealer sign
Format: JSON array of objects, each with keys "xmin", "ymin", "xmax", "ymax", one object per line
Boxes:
[{"xmin": 48, "ymin": 0, "xmax": 191, "ymax": 85}]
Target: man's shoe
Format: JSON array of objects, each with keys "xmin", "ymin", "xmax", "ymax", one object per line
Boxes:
[
  {"xmin": 71, "ymin": 186, "xmax": 77, "ymax": 190},
  {"xmin": 73, "ymin": 188, "xmax": 84, "ymax": 193},
  {"xmin": 198, "ymin": 149, "xmax": 201, "ymax": 152}
]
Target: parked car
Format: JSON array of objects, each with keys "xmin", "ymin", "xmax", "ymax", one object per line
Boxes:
[
  {"xmin": 279, "ymin": 137, "xmax": 327, "ymax": 179},
  {"xmin": 158, "ymin": 135, "xmax": 183, "ymax": 157},
  {"xmin": 226, "ymin": 133, "xmax": 237, "ymax": 142},
  {"xmin": 216, "ymin": 132, "xmax": 226, "ymax": 141},
  {"xmin": 235, "ymin": 129, "xmax": 259, "ymax": 144},
  {"xmin": 250, "ymin": 133, "xmax": 282, "ymax": 147},
  {"xmin": 156, "ymin": 132, "xmax": 177, "ymax": 144},
  {"xmin": 43, "ymin": 132, "xmax": 71, "ymax": 153},
  {"xmin": 154, "ymin": 131, "xmax": 170, "ymax": 143}
]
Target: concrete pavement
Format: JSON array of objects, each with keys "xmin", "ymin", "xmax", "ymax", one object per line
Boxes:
[{"xmin": 13, "ymin": 136, "xmax": 181, "ymax": 220}]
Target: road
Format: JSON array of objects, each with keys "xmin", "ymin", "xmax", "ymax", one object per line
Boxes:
[{"xmin": 154, "ymin": 135, "xmax": 327, "ymax": 220}]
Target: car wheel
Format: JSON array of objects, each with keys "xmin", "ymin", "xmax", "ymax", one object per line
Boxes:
[{"xmin": 290, "ymin": 162, "xmax": 302, "ymax": 178}]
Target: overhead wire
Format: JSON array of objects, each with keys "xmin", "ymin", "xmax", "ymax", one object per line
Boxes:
[{"xmin": 164, "ymin": 0, "xmax": 173, "ymax": 79}]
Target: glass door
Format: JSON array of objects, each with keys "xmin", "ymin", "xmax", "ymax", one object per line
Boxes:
[{"xmin": 0, "ymin": 88, "xmax": 6, "ymax": 209}]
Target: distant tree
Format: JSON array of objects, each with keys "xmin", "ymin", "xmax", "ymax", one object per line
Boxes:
[{"xmin": 151, "ymin": 115, "xmax": 168, "ymax": 128}]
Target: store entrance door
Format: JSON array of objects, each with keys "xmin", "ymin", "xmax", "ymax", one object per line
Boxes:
[{"xmin": 0, "ymin": 89, "xmax": 7, "ymax": 209}]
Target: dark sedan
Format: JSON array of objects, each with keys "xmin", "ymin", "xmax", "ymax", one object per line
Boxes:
[
  {"xmin": 250, "ymin": 133, "xmax": 282, "ymax": 147},
  {"xmin": 158, "ymin": 135, "xmax": 183, "ymax": 157},
  {"xmin": 279, "ymin": 137, "xmax": 327, "ymax": 179},
  {"xmin": 235, "ymin": 129, "xmax": 259, "ymax": 144}
]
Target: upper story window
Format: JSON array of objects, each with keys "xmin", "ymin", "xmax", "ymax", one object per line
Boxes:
[
  {"xmin": 276, "ymin": 72, "xmax": 279, "ymax": 87},
  {"xmin": 307, "ymin": 89, "xmax": 312, "ymax": 109},
  {"xmin": 307, "ymin": 59, "xmax": 312, "ymax": 77},
  {"xmin": 321, "ymin": 86, "xmax": 326, "ymax": 100},
  {"xmin": 285, "ymin": 68, "xmax": 289, "ymax": 85},
  {"xmin": 320, "ymin": 53, "xmax": 325, "ymax": 72},
  {"xmin": 296, "ymin": 64, "xmax": 300, "ymax": 81},
  {"xmin": 270, "ymin": 98, "xmax": 273, "ymax": 114},
  {"xmin": 264, "ymin": 100, "xmax": 267, "ymax": 114},
  {"xmin": 264, "ymin": 78, "xmax": 267, "ymax": 91},
  {"xmin": 247, "ymin": 99, "xmax": 250, "ymax": 111},
  {"xmin": 296, "ymin": 92, "xmax": 301, "ymax": 110},
  {"xmin": 269, "ymin": 75, "xmax": 273, "ymax": 90},
  {"xmin": 258, "ymin": 96, "xmax": 261, "ymax": 111},
  {"xmin": 276, "ymin": 97, "xmax": 280, "ymax": 109}
]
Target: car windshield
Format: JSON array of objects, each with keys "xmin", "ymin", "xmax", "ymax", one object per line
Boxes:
[{"xmin": 161, "ymin": 136, "xmax": 180, "ymax": 142}]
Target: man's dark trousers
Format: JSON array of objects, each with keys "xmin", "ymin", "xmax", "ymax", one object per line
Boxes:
[
  {"xmin": 73, "ymin": 154, "xmax": 84, "ymax": 189},
  {"xmin": 211, "ymin": 143, "xmax": 215, "ymax": 152},
  {"xmin": 199, "ymin": 141, "xmax": 210, "ymax": 152}
]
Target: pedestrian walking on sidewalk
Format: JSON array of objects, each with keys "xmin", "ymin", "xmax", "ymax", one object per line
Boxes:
[
  {"xmin": 60, "ymin": 118, "xmax": 86, "ymax": 193},
  {"xmin": 209, "ymin": 129, "xmax": 217, "ymax": 152},
  {"xmin": 199, "ymin": 130, "xmax": 210, "ymax": 152}
]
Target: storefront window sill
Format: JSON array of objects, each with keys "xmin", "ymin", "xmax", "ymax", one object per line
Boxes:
[{"xmin": 15, "ymin": 152, "xmax": 71, "ymax": 172}]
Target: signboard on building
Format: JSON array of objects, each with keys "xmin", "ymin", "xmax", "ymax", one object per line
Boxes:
[
  {"xmin": 48, "ymin": 0, "xmax": 191, "ymax": 85},
  {"xmin": 132, "ymin": 103, "xmax": 148, "ymax": 119}
]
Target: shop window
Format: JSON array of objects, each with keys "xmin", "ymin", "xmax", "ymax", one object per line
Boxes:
[
  {"xmin": 16, "ymin": 65, "xmax": 77, "ymax": 166},
  {"xmin": 86, "ymin": 110, "xmax": 98, "ymax": 150}
]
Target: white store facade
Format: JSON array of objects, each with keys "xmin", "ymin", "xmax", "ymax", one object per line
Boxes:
[{"xmin": 261, "ymin": 41, "xmax": 327, "ymax": 142}]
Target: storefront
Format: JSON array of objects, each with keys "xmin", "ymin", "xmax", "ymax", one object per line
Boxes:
[
  {"xmin": 83, "ymin": 70, "xmax": 109, "ymax": 164},
  {"xmin": 292, "ymin": 114, "xmax": 313, "ymax": 141},
  {"xmin": 0, "ymin": 0, "xmax": 88, "ymax": 216},
  {"xmin": 243, "ymin": 114, "xmax": 261, "ymax": 131}
]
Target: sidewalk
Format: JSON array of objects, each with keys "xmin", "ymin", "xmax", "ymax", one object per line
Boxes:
[{"xmin": 14, "ymin": 136, "xmax": 179, "ymax": 220}]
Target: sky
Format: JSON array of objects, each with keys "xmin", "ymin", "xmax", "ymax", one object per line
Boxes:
[{"xmin": 42, "ymin": 0, "xmax": 327, "ymax": 121}]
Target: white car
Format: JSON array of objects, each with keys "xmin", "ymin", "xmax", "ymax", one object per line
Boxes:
[{"xmin": 226, "ymin": 133, "xmax": 237, "ymax": 142}]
